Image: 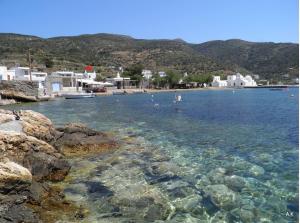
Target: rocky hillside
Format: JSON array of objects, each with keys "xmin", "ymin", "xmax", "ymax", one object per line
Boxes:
[
  {"xmin": 0, "ymin": 33, "xmax": 298, "ymax": 81},
  {"xmin": 192, "ymin": 39, "xmax": 299, "ymax": 80}
]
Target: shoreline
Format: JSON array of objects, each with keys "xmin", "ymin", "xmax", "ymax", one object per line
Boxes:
[{"xmin": 95, "ymin": 87, "xmax": 231, "ymax": 96}]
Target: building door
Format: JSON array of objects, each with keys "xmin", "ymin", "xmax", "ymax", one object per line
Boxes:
[
  {"xmin": 52, "ymin": 83, "xmax": 60, "ymax": 92},
  {"xmin": 117, "ymin": 81, "xmax": 121, "ymax": 89}
]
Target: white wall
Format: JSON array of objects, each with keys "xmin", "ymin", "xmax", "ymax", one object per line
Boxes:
[{"xmin": 0, "ymin": 66, "xmax": 8, "ymax": 80}]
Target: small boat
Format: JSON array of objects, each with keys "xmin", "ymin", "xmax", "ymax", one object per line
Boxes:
[{"xmin": 62, "ymin": 92, "xmax": 95, "ymax": 99}]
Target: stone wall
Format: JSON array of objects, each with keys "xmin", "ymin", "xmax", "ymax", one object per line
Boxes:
[{"xmin": 0, "ymin": 80, "xmax": 39, "ymax": 97}]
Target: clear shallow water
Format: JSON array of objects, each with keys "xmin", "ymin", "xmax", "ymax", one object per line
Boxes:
[{"xmin": 6, "ymin": 88, "xmax": 299, "ymax": 222}]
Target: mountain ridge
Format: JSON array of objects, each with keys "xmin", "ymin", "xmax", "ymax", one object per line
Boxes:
[{"xmin": 0, "ymin": 33, "xmax": 298, "ymax": 82}]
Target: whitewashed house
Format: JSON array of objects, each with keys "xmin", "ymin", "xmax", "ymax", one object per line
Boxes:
[
  {"xmin": 142, "ymin": 70, "xmax": 152, "ymax": 79},
  {"xmin": 3, "ymin": 66, "xmax": 47, "ymax": 89},
  {"xmin": 106, "ymin": 72, "xmax": 131, "ymax": 89},
  {"xmin": 13, "ymin": 67, "xmax": 30, "ymax": 81},
  {"xmin": 227, "ymin": 73, "xmax": 257, "ymax": 87},
  {"xmin": 211, "ymin": 76, "xmax": 227, "ymax": 87},
  {"xmin": 31, "ymin": 72, "xmax": 47, "ymax": 88},
  {"xmin": 0, "ymin": 66, "xmax": 15, "ymax": 81},
  {"xmin": 158, "ymin": 71, "xmax": 167, "ymax": 78}
]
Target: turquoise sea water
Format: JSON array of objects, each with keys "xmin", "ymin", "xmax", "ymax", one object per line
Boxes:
[{"xmin": 7, "ymin": 88, "xmax": 299, "ymax": 222}]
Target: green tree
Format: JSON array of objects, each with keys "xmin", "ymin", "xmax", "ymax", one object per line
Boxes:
[
  {"xmin": 95, "ymin": 73, "xmax": 104, "ymax": 82},
  {"xmin": 166, "ymin": 70, "xmax": 181, "ymax": 88},
  {"xmin": 123, "ymin": 63, "xmax": 144, "ymax": 85},
  {"xmin": 152, "ymin": 73, "xmax": 168, "ymax": 88},
  {"xmin": 185, "ymin": 73, "xmax": 213, "ymax": 84}
]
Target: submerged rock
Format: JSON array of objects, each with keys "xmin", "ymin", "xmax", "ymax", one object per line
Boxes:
[
  {"xmin": 249, "ymin": 165, "xmax": 265, "ymax": 177},
  {"xmin": 173, "ymin": 194, "xmax": 203, "ymax": 213},
  {"xmin": 207, "ymin": 168, "xmax": 226, "ymax": 184},
  {"xmin": 230, "ymin": 208, "xmax": 255, "ymax": 222},
  {"xmin": 204, "ymin": 184, "xmax": 238, "ymax": 210},
  {"xmin": 224, "ymin": 175, "xmax": 246, "ymax": 192}
]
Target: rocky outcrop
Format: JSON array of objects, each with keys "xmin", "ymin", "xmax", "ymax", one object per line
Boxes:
[
  {"xmin": 55, "ymin": 123, "xmax": 118, "ymax": 157},
  {"xmin": 0, "ymin": 99, "xmax": 16, "ymax": 106},
  {"xmin": 0, "ymin": 80, "xmax": 39, "ymax": 102},
  {"xmin": 0, "ymin": 158, "xmax": 32, "ymax": 194},
  {"xmin": 0, "ymin": 109, "xmax": 71, "ymax": 222},
  {"xmin": 0, "ymin": 109, "xmax": 120, "ymax": 222},
  {"xmin": 19, "ymin": 110, "xmax": 59, "ymax": 143},
  {"xmin": 0, "ymin": 90, "xmax": 38, "ymax": 102}
]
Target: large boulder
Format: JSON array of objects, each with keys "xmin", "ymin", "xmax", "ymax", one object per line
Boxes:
[
  {"xmin": 19, "ymin": 110, "xmax": 59, "ymax": 143},
  {"xmin": 55, "ymin": 123, "xmax": 118, "ymax": 157},
  {"xmin": 0, "ymin": 158, "xmax": 32, "ymax": 194},
  {"xmin": 0, "ymin": 90, "xmax": 38, "ymax": 102},
  {"xmin": 0, "ymin": 131, "xmax": 70, "ymax": 182},
  {"xmin": 23, "ymin": 151, "xmax": 70, "ymax": 182}
]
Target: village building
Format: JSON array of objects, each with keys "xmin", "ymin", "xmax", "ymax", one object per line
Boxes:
[
  {"xmin": 227, "ymin": 73, "xmax": 257, "ymax": 87},
  {"xmin": 211, "ymin": 76, "xmax": 228, "ymax": 87},
  {"xmin": 106, "ymin": 72, "xmax": 134, "ymax": 89},
  {"xmin": 158, "ymin": 71, "xmax": 167, "ymax": 78},
  {"xmin": 142, "ymin": 70, "xmax": 152, "ymax": 79},
  {"xmin": 45, "ymin": 71, "xmax": 78, "ymax": 94},
  {"xmin": 0, "ymin": 66, "xmax": 15, "ymax": 81}
]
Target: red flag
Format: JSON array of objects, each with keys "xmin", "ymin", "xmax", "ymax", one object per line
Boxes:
[{"xmin": 85, "ymin": 65, "xmax": 93, "ymax": 71}]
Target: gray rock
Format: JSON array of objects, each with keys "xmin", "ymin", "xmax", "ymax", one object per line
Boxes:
[
  {"xmin": 173, "ymin": 194, "xmax": 203, "ymax": 213},
  {"xmin": 23, "ymin": 151, "xmax": 70, "ymax": 182},
  {"xmin": 230, "ymin": 208, "xmax": 255, "ymax": 223},
  {"xmin": 249, "ymin": 165, "xmax": 265, "ymax": 177},
  {"xmin": 224, "ymin": 175, "xmax": 246, "ymax": 192},
  {"xmin": 207, "ymin": 168, "xmax": 226, "ymax": 184},
  {"xmin": 0, "ymin": 194, "xmax": 39, "ymax": 223},
  {"xmin": 204, "ymin": 184, "xmax": 238, "ymax": 210}
]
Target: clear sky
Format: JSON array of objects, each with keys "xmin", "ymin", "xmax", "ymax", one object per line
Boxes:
[{"xmin": 0, "ymin": 0, "xmax": 298, "ymax": 43}]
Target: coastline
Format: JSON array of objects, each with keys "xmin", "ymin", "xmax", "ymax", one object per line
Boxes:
[{"xmin": 95, "ymin": 86, "xmax": 231, "ymax": 96}]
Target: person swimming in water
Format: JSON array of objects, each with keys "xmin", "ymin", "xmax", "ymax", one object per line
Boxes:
[{"xmin": 174, "ymin": 94, "xmax": 182, "ymax": 103}]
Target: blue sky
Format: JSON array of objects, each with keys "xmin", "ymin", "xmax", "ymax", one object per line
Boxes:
[{"xmin": 0, "ymin": 0, "xmax": 298, "ymax": 43}]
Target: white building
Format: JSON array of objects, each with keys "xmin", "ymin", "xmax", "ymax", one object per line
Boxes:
[
  {"xmin": 211, "ymin": 76, "xmax": 227, "ymax": 87},
  {"xmin": 142, "ymin": 70, "xmax": 152, "ymax": 79},
  {"xmin": 227, "ymin": 73, "xmax": 257, "ymax": 87},
  {"xmin": 158, "ymin": 71, "xmax": 167, "ymax": 77},
  {"xmin": 30, "ymin": 72, "xmax": 47, "ymax": 88},
  {"xmin": 2, "ymin": 66, "xmax": 47, "ymax": 89},
  {"xmin": 0, "ymin": 66, "xmax": 15, "ymax": 81},
  {"xmin": 49, "ymin": 71, "xmax": 79, "ymax": 92},
  {"xmin": 106, "ymin": 72, "xmax": 131, "ymax": 89}
]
